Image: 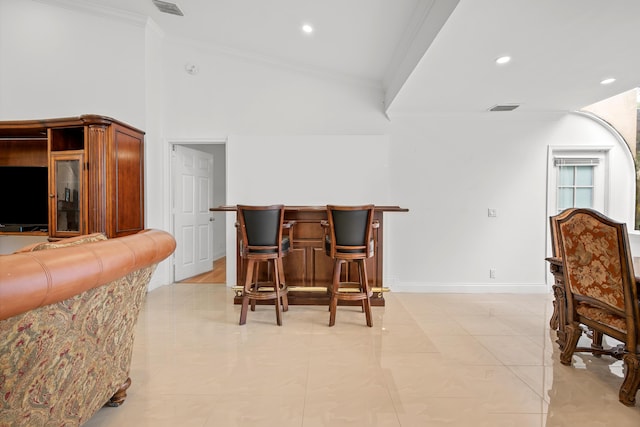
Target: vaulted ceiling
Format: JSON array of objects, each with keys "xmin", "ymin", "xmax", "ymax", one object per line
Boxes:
[{"xmin": 43, "ymin": 0, "xmax": 640, "ymax": 116}]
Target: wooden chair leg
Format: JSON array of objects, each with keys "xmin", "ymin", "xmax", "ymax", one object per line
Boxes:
[
  {"xmin": 591, "ymin": 330, "xmax": 604, "ymax": 357},
  {"xmin": 356, "ymin": 260, "xmax": 365, "ymax": 313},
  {"xmin": 251, "ymin": 262, "xmax": 260, "ymax": 312},
  {"xmin": 239, "ymin": 259, "xmax": 255, "ymax": 325},
  {"xmin": 273, "ymin": 259, "xmax": 283, "ymax": 326},
  {"xmin": 560, "ymin": 323, "xmax": 582, "ymax": 365},
  {"xmin": 278, "ymin": 257, "xmax": 288, "ymax": 312},
  {"xmin": 620, "ymin": 353, "xmax": 640, "ymax": 406},
  {"xmin": 329, "ymin": 260, "xmax": 342, "ymax": 326},
  {"xmin": 359, "ymin": 259, "xmax": 372, "ymax": 327},
  {"xmin": 549, "ymin": 298, "xmax": 559, "ymax": 330}
]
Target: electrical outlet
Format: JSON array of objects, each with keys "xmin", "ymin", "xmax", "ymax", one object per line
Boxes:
[
  {"xmin": 489, "ymin": 269, "xmax": 496, "ymax": 279},
  {"xmin": 488, "ymin": 208, "xmax": 497, "ymax": 217}
]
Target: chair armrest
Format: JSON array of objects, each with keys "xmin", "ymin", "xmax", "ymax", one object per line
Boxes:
[
  {"xmin": 320, "ymin": 221, "xmax": 330, "ymax": 246},
  {"xmin": 282, "ymin": 220, "xmax": 296, "ymax": 250}
]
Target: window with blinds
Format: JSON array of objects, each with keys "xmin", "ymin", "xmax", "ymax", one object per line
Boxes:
[{"xmin": 555, "ymin": 158, "xmax": 598, "ymax": 212}]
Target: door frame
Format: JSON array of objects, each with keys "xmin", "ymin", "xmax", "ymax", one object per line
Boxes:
[
  {"xmin": 545, "ymin": 144, "xmax": 612, "ymax": 287},
  {"xmin": 168, "ymin": 138, "xmax": 227, "ymax": 283}
]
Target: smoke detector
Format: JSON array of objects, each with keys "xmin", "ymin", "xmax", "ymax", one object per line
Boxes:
[{"xmin": 152, "ymin": 0, "xmax": 184, "ymax": 16}]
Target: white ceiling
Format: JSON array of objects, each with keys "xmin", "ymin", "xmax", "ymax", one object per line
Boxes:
[
  {"xmin": 392, "ymin": 0, "xmax": 640, "ymax": 115},
  {"xmin": 44, "ymin": 0, "xmax": 640, "ymax": 115}
]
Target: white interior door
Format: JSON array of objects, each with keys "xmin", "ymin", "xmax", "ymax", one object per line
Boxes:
[{"xmin": 173, "ymin": 145, "xmax": 214, "ymax": 281}]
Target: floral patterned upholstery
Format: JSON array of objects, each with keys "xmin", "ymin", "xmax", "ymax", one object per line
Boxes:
[
  {"xmin": 559, "ymin": 212, "xmax": 626, "ymax": 331},
  {"xmin": 575, "ymin": 302, "xmax": 626, "ymax": 333},
  {"xmin": 0, "ymin": 267, "xmax": 154, "ymax": 426}
]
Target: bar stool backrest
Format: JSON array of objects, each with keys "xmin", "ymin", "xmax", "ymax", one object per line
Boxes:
[
  {"xmin": 326, "ymin": 204, "xmax": 374, "ymax": 259},
  {"xmin": 237, "ymin": 205, "xmax": 286, "ymax": 258}
]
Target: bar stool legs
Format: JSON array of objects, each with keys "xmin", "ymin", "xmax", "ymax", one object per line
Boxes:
[
  {"xmin": 239, "ymin": 258, "xmax": 288, "ymax": 326},
  {"xmin": 328, "ymin": 258, "xmax": 372, "ymax": 327}
]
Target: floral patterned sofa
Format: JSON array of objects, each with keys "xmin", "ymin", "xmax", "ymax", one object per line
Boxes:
[{"xmin": 0, "ymin": 229, "xmax": 176, "ymax": 426}]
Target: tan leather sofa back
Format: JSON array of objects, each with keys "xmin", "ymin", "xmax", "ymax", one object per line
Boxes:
[{"xmin": 0, "ymin": 229, "xmax": 176, "ymax": 320}]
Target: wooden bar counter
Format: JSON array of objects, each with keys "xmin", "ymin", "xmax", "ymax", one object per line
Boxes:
[{"xmin": 211, "ymin": 205, "xmax": 408, "ymax": 306}]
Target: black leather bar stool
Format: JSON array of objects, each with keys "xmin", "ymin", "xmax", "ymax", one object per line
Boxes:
[
  {"xmin": 322, "ymin": 204, "xmax": 377, "ymax": 327},
  {"xmin": 237, "ymin": 205, "xmax": 291, "ymax": 326}
]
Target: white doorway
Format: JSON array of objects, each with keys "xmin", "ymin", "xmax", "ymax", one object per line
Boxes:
[{"xmin": 171, "ymin": 142, "xmax": 227, "ymax": 282}]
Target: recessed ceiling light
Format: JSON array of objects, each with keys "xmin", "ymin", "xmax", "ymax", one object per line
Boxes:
[
  {"xmin": 495, "ymin": 56, "xmax": 511, "ymax": 65},
  {"xmin": 302, "ymin": 24, "xmax": 313, "ymax": 34},
  {"xmin": 600, "ymin": 77, "xmax": 616, "ymax": 85}
]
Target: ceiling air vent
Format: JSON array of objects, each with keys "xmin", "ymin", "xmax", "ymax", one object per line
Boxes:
[
  {"xmin": 489, "ymin": 104, "xmax": 520, "ymax": 112},
  {"xmin": 152, "ymin": 0, "xmax": 184, "ymax": 16}
]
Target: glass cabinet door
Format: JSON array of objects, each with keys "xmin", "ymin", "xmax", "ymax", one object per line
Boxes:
[{"xmin": 50, "ymin": 151, "xmax": 83, "ymax": 236}]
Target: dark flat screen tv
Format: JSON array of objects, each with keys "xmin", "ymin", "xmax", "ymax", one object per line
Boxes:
[{"xmin": 0, "ymin": 166, "xmax": 48, "ymax": 230}]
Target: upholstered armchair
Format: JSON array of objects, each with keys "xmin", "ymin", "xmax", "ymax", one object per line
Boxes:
[{"xmin": 555, "ymin": 208, "xmax": 640, "ymax": 406}]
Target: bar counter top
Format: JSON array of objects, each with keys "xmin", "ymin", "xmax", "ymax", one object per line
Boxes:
[{"xmin": 211, "ymin": 205, "xmax": 409, "ymax": 212}]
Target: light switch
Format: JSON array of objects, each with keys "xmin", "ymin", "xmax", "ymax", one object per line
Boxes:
[{"xmin": 488, "ymin": 208, "xmax": 497, "ymax": 217}]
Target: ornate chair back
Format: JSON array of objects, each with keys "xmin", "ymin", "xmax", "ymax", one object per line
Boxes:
[{"xmin": 555, "ymin": 208, "xmax": 640, "ymax": 406}]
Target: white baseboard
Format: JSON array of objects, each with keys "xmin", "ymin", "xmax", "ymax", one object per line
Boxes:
[{"xmin": 389, "ymin": 282, "xmax": 550, "ymax": 294}]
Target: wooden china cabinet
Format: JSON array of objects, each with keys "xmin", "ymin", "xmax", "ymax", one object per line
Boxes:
[{"xmin": 0, "ymin": 115, "xmax": 145, "ymax": 239}]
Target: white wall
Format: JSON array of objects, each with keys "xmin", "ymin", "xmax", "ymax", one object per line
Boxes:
[
  {"xmin": 0, "ymin": 0, "xmax": 146, "ymax": 127},
  {"xmin": 143, "ymin": 20, "xmax": 172, "ymax": 290},
  {"xmin": 1, "ymin": 1, "xmax": 636, "ymax": 293},
  {"xmin": 387, "ymin": 113, "xmax": 635, "ymax": 292},
  {"xmin": 226, "ymin": 135, "xmax": 391, "ymax": 206},
  {"xmin": 388, "ymin": 114, "xmax": 548, "ymax": 291},
  {"xmin": 160, "ymin": 38, "xmax": 390, "ymax": 136}
]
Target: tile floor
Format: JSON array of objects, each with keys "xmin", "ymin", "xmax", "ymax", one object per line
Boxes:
[{"xmin": 84, "ymin": 284, "xmax": 640, "ymax": 426}]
